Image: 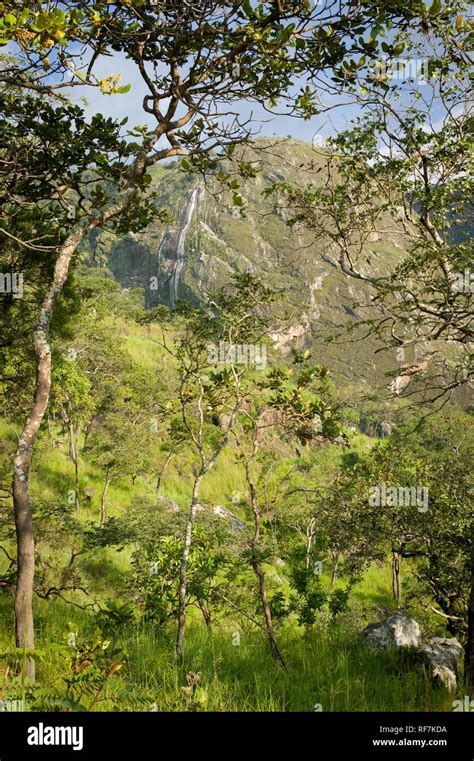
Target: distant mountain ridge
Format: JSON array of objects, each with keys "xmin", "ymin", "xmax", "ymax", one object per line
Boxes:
[{"xmin": 92, "ymin": 139, "xmax": 409, "ymax": 389}]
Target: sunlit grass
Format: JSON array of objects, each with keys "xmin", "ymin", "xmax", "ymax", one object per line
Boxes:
[{"xmin": 0, "ymin": 597, "xmax": 453, "ymax": 712}]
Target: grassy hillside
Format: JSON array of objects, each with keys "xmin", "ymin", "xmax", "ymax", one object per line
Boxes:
[{"xmin": 0, "ymin": 291, "xmax": 463, "ymax": 713}]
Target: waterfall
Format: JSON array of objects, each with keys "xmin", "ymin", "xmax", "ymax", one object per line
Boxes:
[{"xmin": 170, "ymin": 185, "xmax": 201, "ymax": 307}]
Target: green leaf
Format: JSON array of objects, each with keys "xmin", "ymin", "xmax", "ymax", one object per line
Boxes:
[
  {"xmin": 242, "ymin": 0, "xmax": 253, "ymax": 18},
  {"xmin": 117, "ymin": 84, "xmax": 131, "ymax": 94},
  {"xmin": 35, "ymin": 12, "xmax": 50, "ymax": 31}
]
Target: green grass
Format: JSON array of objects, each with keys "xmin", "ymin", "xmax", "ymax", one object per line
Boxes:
[
  {"xmin": 118, "ymin": 622, "xmax": 452, "ymax": 712},
  {"xmin": 0, "ymin": 596, "xmax": 454, "ymax": 712},
  {"xmin": 0, "ymin": 385, "xmax": 457, "ymax": 714}
]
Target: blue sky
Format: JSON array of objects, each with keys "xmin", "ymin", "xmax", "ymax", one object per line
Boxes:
[
  {"xmin": 69, "ymin": 46, "xmax": 451, "ymax": 155},
  {"xmin": 70, "ymin": 50, "xmax": 360, "ymax": 147}
]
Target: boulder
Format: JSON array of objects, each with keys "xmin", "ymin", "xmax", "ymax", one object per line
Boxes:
[
  {"xmin": 272, "ymin": 557, "xmax": 286, "ymax": 567},
  {"xmin": 362, "ymin": 615, "xmax": 463, "ymax": 692},
  {"xmin": 362, "ymin": 612, "xmax": 422, "ymax": 651},
  {"xmin": 156, "ymin": 495, "xmax": 181, "ymax": 512},
  {"xmin": 212, "ymin": 505, "xmax": 245, "ymax": 530},
  {"xmin": 157, "ymin": 498, "xmax": 246, "ymax": 531},
  {"xmin": 419, "ymin": 638, "xmax": 463, "ymax": 692}
]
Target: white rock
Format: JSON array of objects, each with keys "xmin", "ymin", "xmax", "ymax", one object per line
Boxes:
[
  {"xmin": 362, "ymin": 613, "xmax": 422, "ymax": 650},
  {"xmin": 419, "ymin": 638, "xmax": 463, "ymax": 692}
]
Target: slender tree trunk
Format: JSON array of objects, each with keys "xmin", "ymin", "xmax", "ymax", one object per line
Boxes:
[
  {"xmin": 245, "ymin": 458, "xmax": 285, "ymax": 667},
  {"xmin": 330, "ymin": 550, "xmax": 339, "ymax": 589},
  {"xmin": 73, "ymin": 454, "xmax": 79, "ymax": 511},
  {"xmin": 11, "ymin": 178, "xmax": 141, "ymax": 683},
  {"xmin": 197, "ymin": 598, "xmax": 211, "ymax": 629},
  {"xmin": 68, "ymin": 420, "xmax": 80, "ymax": 511},
  {"xmin": 83, "ymin": 421, "xmax": 93, "ymax": 448},
  {"xmin": 176, "ymin": 472, "xmax": 204, "ymax": 660},
  {"xmin": 99, "ymin": 475, "xmax": 112, "ymax": 529},
  {"xmin": 175, "ymin": 380, "xmax": 240, "ymax": 660},
  {"xmin": 306, "ymin": 518, "xmax": 316, "ymax": 570},
  {"xmin": 391, "ymin": 552, "xmax": 401, "ymax": 606},
  {"xmin": 157, "ymin": 451, "xmax": 173, "ymax": 492},
  {"xmin": 13, "ymin": 450, "xmax": 37, "ymax": 683},
  {"xmin": 251, "ymin": 560, "xmax": 284, "ymax": 665},
  {"xmin": 465, "ymin": 524, "xmax": 474, "ymax": 690},
  {"xmin": 12, "ymin": 227, "xmax": 91, "ymax": 682}
]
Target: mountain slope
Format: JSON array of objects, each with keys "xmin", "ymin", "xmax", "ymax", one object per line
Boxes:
[{"xmin": 92, "ymin": 139, "xmax": 409, "ymax": 390}]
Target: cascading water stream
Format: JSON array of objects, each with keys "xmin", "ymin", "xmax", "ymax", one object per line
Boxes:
[{"xmin": 170, "ymin": 185, "xmax": 202, "ymax": 307}]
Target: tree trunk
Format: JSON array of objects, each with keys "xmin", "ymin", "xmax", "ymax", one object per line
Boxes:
[
  {"xmin": 246, "ymin": 459, "xmax": 285, "ymax": 667},
  {"xmin": 83, "ymin": 421, "xmax": 92, "ymax": 448},
  {"xmin": 68, "ymin": 421, "xmax": 80, "ymax": 511},
  {"xmin": 465, "ymin": 524, "xmax": 474, "ymax": 689},
  {"xmin": 13, "ymin": 451, "xmax": 36, "ymax": 683},
  {"xmin": 306, "ymin": 517, "xmax": 316, "ymax": 570},
  {"xmin": 197, "ymin": 598, "xmax": 211, "ymax": 629},
  {"xmin": 330, "ymin": 550, "xmax": 339, "ymax": 589},
  {"xmin": 176, "ymin": 472, "xmax": 204, "ymax": 660},
  {"xmin": 251, "ymin": 561, "xmax": 284, "ymax": 666},
  {"xmin": 12, "ymin": 228, "xmax": 91, "ymax": 682},
  {"xmin": 99, "ymin": 475, "xmax": 112, "ymax": 529},
  {"xmin": 175, "ymin": 380, "xmax": 240, "ymax": 660},
  {"xmin": 391, "ymin": 552, "xmax": 401, "ymax": 606},
  {"xmin": 157, "ymin": 451, "xmax": 173, "ymax": 492},
  {"xmin": 11, "ymin": 180, "xmax": 141, "ymax": 683}
]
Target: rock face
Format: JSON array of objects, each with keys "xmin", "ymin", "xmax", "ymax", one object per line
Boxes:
[
  {"xmin": 103, "ymin": 139, "xmax": 409, "ymax": 390},
  {"xmin": 362, "ymin": 615, "xmax": 463, "ymax": 692},
  {"xmin": 362, "ymin": 613, "xmax": 422, "ymax": 651},
  {"xmin": 212, "ymin": 505, "xmax": 245, "ymax": 531},
  {"xmin": 419, "ymin": 638, "xmax": 463, "ymax": 692}
]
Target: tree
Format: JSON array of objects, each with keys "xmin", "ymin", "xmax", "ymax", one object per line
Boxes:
[
  {"xmin": 84, "ymin": 404, "xmax": 155, "ymax": 528},
  {"xmin": 2, "ymin": 83, "xmax": 153, "ymax": 680},
  {"xmin": 50, "ymin": 357, "xmax": 95, "ymax": 511},
  {"xmin": 322, "ymin": 412, "xmax": 472, "ymax": 654},
  {"xmin": 267, "ymin": 0, "xmax": 473, "ymax": 681},
  {"xmin": 155, "ymin": 274, "xmax": 276, "ymax": 658},
  {"xmin": 2, "ymin": 0, "xmax": 458, "ymax": 680},
  {"xmin": 269, "ymin": 0, "xmax": 472, "ymax": 401},
  {"xmin": 232, "ymin": 357, "xmax": 339, "ymax": 662}
]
